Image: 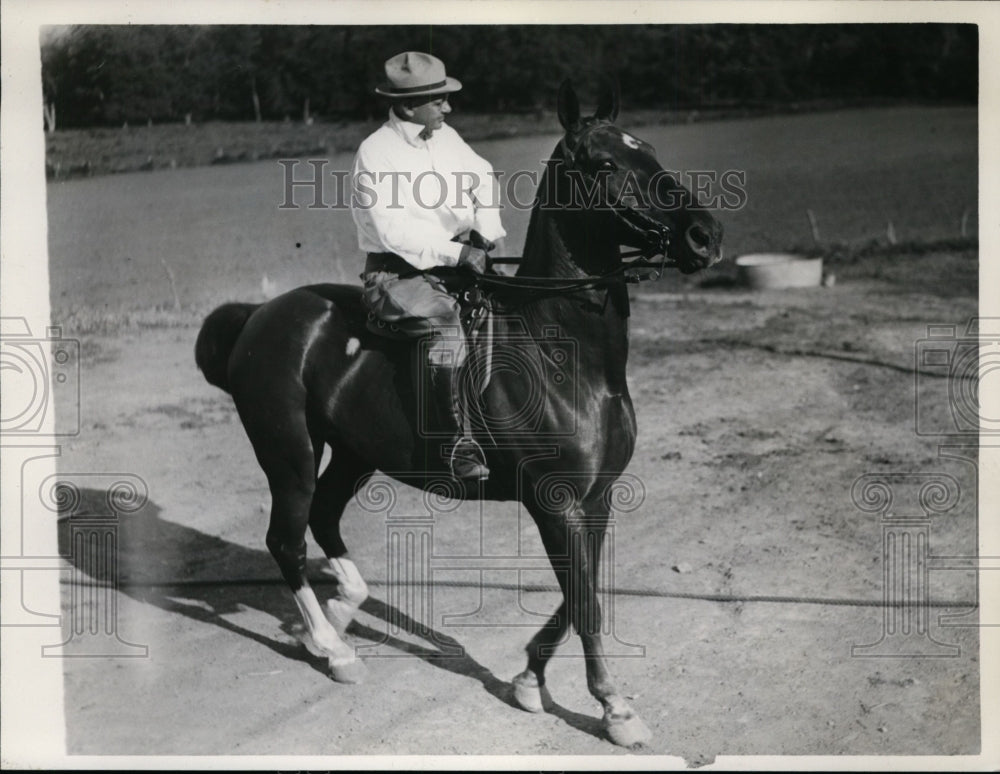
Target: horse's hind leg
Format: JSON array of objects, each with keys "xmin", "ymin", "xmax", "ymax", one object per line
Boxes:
[
  {"xmin": 308, "ymin": 448, "xmax": 373, "ymax": 638},
  {"xmin": 251, "ymin": 421, "xmax": 365, "ymax": 684}
]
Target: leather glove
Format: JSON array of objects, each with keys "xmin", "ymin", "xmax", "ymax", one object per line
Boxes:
[
  {"xmin": 458, "ymin": 245, "xmax": 488, "ymax": 273},
  {"xmin": 467, "ymin": 230, "xmax": 494, "ymax": 253}
]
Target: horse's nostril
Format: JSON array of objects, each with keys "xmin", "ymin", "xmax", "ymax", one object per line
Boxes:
[{"xmin": 685, "ymin": 224, "xmax": 713, "ymax": 256}]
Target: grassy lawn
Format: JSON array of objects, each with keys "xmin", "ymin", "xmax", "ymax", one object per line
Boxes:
[
  {"xmin": 43, "ymin": 103, "xmax": 903, "ymax": 180},
  {"xmin": 45, "ymin": 109, "xmax": 713, "ymax": 180}
]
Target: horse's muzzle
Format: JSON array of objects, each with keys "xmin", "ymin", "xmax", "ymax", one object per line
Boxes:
[
  {"xmin": 685, "ymin": 223, "xmax": 718, "ymax": 260},
  {"xmin": 677, "ymin": 221, "xmax": 720, "ymax": 271}
]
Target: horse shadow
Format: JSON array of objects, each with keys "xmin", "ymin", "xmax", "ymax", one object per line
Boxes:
[{"xmin": 56, "ymin": 488, "xmax": 604, "ymax": 743}]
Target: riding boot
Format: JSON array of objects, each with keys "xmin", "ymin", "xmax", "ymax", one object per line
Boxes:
[{"xmin": 428, "ymin": 364, "xmax": 490, "ymax": 482}]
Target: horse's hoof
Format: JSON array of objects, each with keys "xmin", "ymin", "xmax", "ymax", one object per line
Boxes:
[
  {"xmin": 329, "ymin": 657, "xmax": 367, "ymax": 684},
  {"xmin": 511, "ymin": 670, "xmax": 545, "ymax": 713},
  {"xmin": 604, "ymin": 709, "xmax": 652, "ymax": 748},
  {"xmin": 295, "ymin": 626, "xmax": 326, "ymax": 658}
]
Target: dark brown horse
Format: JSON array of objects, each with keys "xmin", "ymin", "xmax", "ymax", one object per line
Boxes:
[{"xmin": 195, "ymin": 80, "xmax": 723, "ymax": 747}]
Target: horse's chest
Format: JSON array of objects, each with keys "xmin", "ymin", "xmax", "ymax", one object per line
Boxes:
[{"xmin": 552, "ymin": 389, "xmax": 636, "ymax": 473}]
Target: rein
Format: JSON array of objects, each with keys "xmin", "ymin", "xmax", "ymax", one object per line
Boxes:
[{"xmin": 475, "ymin": 253, "xmax": 670, "ymax": 299}]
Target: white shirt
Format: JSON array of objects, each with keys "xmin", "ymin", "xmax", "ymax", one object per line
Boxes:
[{"xmin": 351, "ymin": 109, "xmax": 506, "ymax": 270}]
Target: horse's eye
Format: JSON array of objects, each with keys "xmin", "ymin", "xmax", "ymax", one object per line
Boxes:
[{"xmin": 599, "ymin": 160, "xmax": 616, "ymax": 171}]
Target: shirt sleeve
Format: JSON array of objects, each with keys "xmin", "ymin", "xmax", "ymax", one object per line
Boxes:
[
  {"xmin": 456, "ymin": 137, "xmax": 507, "ymax": 243},
  {"xmin": 351, "ymin": 145, "xmax": 465, "ymax": 270}
]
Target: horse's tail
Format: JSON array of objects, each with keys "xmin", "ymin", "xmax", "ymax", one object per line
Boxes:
[{"xmin": 195, "ymin": 302, "xmax": 260, "ymax": 393}]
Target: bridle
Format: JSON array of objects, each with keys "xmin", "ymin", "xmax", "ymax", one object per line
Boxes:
[
  {"xmin": 470, "ymin": 122, "xmax": 676, "ymax": 298},
  {"xmin": 557, "ymin": 124, "xmax": 673, "ymax": 265}
]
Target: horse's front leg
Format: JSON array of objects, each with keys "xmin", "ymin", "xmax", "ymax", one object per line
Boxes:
[
  {"xmin": 519, "ymin": 504, "xmax": 651, "ymax": 747},
  {"xmin": 511, "ymin": 599, "xmax": 567, "ymax": 713}
]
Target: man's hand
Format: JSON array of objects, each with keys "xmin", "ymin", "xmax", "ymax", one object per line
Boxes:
[
  {"xmin": 468, "ymin": 230, "xmax": 505, "ymax": 255},
  {"xmin": 458, "ymin": 245, "xmax": 488, "ymax": 273}
]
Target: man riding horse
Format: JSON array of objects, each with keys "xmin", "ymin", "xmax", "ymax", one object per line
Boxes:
[
  {"xmin": 197, "ymin": 67, "xmax": 724, "ymax": 746},
  {"xmin": 351, "ymin": 51, "xmax": 506, "ymax": 483}
]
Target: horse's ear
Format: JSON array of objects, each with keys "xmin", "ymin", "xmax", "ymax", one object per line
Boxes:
[
  {"xmin": 595, "ymin": 77, "xmax": 620, "ymax": 122},
  {"xmin": 557, "ymin": 79, "xmax": 581, "ymax": 132}
]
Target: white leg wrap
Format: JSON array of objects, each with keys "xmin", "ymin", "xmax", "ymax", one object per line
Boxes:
[
  {"xmin": 293, "ymin": 584, "xmax": 354, "ymax": 661},
  {"xmin": 327, "ymin": 557, "xmax": 368, "ymax": 606},
  {"xmin": 323, "ymin": 558, "xmax": 368, "ymax": 638}
]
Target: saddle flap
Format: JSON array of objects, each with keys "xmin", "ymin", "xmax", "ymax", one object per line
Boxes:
[{"xmin": 364, "ymin": 312, "xmax": 412, "ymax": 340}]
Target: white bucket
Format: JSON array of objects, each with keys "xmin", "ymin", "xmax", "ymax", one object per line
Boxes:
[{"xmin": 735, "ymin": 253, "xmax": 824, "ymax": 289}]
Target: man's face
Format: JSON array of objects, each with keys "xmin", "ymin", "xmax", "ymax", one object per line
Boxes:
[{"xmin": 402, "ymin": 95, "xmax": 452, "ymax": 133}]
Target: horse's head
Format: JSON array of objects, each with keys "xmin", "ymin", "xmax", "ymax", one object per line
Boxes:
[{"xmin": 552, "ymin": 80, "xmax": 724, "ymax": 275}]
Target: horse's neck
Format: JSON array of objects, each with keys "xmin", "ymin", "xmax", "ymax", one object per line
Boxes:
[
  {"xmin": 520, "ymin": 207, "xmax": 581, "ymax": 279},
  {"xmin": 513, "ymin": 204, "xmax": 631, "ymax": 392}
]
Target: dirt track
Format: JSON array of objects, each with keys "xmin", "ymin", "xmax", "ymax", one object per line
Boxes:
[{"xmin": 53, "ymin": 250, "xmax": 981, "ymax": 761}]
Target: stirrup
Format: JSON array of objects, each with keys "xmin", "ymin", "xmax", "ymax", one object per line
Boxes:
[{"xmin": 449, "ymin": 437, "xmax": 490, "ymax": 482}]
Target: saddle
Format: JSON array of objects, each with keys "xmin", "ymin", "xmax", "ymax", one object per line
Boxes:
[
  {"xmin": 443, "ymin": 272, "xmax": 496, "ymax": 396},
  {"xmin": 363, "ymin": 228, "xmax": 502, "ymax": 395},
  {"xmin": 361, "ymin": 266, "xmax": 497, "ymax": 397}
]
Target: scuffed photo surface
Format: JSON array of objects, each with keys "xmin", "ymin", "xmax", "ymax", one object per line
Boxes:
[{"xmin": 2, "ymin": 11, "xmax": 993, "ymax": 768}]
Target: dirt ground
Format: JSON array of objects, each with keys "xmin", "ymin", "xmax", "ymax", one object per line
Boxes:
[{"xmin": 51, "ymin": 248, "xmax": 982, "ymax": 763}]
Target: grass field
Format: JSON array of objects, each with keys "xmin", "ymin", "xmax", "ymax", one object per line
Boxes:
[
  {"xmin": 44, "ymin": 104, "xmax": 860, "ymax": 180},
  {"xmin": 46, "ymin": 105, "xmax": 977, "ymax": 332}
]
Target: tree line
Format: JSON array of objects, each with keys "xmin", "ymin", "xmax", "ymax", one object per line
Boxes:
[{"xmin": 41, "ymin": 24, "xmax": 977, "ymax": 130}]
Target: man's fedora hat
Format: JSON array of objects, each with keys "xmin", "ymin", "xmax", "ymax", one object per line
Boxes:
[{"xmin": 375, "ymin": 51, "xmax": 462, "ymax": 98}]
